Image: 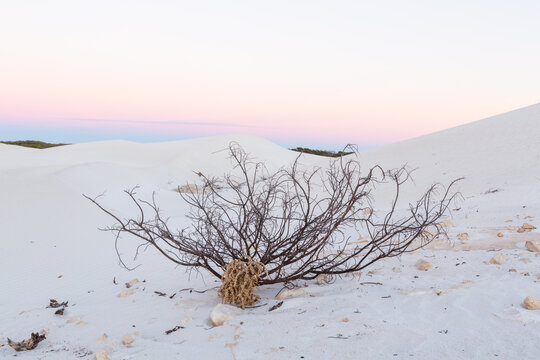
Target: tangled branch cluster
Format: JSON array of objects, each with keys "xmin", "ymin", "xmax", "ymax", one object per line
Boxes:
[
  {"xmin": 218, "ymin": 256, "xmax": 265, "ymax": 308},
  {"xmin": 86, "ymin": 143, "xmax": 461, "ymax": 285}
]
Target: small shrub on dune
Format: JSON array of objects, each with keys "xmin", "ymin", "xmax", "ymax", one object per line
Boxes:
[{"xmin": 86, "ymin": 143, "xmax": 461, "ymax": 307}]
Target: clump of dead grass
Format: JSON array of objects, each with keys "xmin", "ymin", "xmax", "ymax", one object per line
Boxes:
[{"xmin": 218, "ymin": 256, "xmax": 265, "ymax": 308}]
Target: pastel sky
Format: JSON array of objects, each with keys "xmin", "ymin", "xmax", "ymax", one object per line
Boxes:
[{"xmin": 1, "ymin": 1, "xmax": 539, "ymax": 149}]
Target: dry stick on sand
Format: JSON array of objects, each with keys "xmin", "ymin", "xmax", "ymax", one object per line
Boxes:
[{"xmin": 86, "ymin": 143, "xmax": 461, "ymax": 299}]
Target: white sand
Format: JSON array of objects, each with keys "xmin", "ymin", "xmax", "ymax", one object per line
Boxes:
[{"xmin": 1, "ymin": 104, "xmax": 539, "ymax": 359}]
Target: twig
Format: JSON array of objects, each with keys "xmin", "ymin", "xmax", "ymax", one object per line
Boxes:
[
  {"xmin": 165, "ymin": 325, "xmax": 184, "ymax": 335},
  {"xmin": 269, "ymin": 301, "xmax": 283, "ymax": 312}
]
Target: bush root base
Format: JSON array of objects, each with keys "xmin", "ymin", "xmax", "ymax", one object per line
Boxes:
[{"xmin": 218, "ymin": 256, "xmax": 264, "ymax": 308}]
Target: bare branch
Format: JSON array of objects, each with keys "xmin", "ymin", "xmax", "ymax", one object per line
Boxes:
[{"xmin": 85, "ymin": 143, "xmax": 461, "ymax": 285}]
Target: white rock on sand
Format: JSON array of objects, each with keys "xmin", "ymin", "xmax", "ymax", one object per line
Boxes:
[
  {"xmin": 125, "ymin": 278, "xmax": 139, "ymax": 288},
  {"xmin": 517, "ymin": 222, "xmax": 536, "ymax": 233},
  {"xmin": 415, "ymin": 259, "xmax": 432, "ymax": 271},
  {"xmin": 523, "ymin": 296, "xmax": 540, "ymax": 310},
  {"xmin": 176, "ymin": 184, "xmax": 205, "ymax": 194},
  {"xmin": 122, "ymin": 334, "xmax": 135, "ymax": 346},
  {"xmin": 210, "ymin": 304, "xmax": 243, "ymax": 326},
  {"xmin": 525, "ymin": 240, "xmax": 540, "ymax": 252},
  {"xmin": 119, "ymin": 289, "xmax": 135, "ymax": 298},
  {"xmin": 95, "ymin": 349, "xmax": 111, "ymax": 360},
  {"xmin": 275, "ymin": 288, "xmax": 308, "ymax": 300},
  {"xmin": 457, "ymin": 233, "xmax": 469, "ymax": 243},
  {"xmin": 488, "ymin": 253, "xmax": 507, "ymax": 265}
]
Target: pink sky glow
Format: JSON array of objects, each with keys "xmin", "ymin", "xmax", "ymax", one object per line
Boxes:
[{"xmin": 1, "ymin": 1, "xmax": 539, "ymax": 149}]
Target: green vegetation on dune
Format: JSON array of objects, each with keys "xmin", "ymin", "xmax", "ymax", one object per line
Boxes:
[
  {"xmin": 0, "ymin": 140, "xmax": 349, "ymax": 157},
  {"xmin": 290, "ymin": 147, "xmax": 354, "ymax": 157},
  {"xmin": 0, "ymin": 140, "xmax": 69, "ymax": 149}
]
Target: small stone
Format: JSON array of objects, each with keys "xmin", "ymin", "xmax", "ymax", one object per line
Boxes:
[
  {"xmin": 341, "ymin": 317, "xmax": 349, "ymax": 322},
  {"xmin": 176, "ymin": 184, "xmax": 205, "ymax": 194},
  {"xmin": 535, "ymin": 273, "xmax": 540, "ymax": 280},
  {"xmin": 275, "ymin": 288, "xmax": 308, "ymax": 300},
  {"xmin": 457, "ymin": 233, "xmax": 469, "ymax": 243},
  {"xmin": 509, "ymin": 268, "xmax": 517, "ymax": 272},
  {"xmin": 316, "ymin": 274, "xmax": 331, "ymax": 285},
  {"xmin": 0, "ymin": 341, "xmax": 4, "ymax": 347},
  {"xmin": 122, "ymin": 334, "xmax": 134, "ymax": 346},
  {"xmin": 462, "ymin": 280, "xmax": 474, "ymax": 284},
  {"xmin": 119, "ymin": 289, "xmax": 135, "ymax": 298},
  {"xmin": 96, "ymin": 349, "xmax": 111, "ymax": 360},
  {"xmin": 522, "ymin": 223, "xmax": 536, "ymax": 231},
  {"xmin": 415, "ymin": 259, "xmax": 432, "ymax": 271},
  {"xmin": 210, "ymin": 304, "xmax": 243, "ymax": 326},
  {"xmin": 488, "ymin": 254, "xmax": 507, "ymax": 265},
  {"xmin": 125, "ymin": 279, "xmax": 139, "ymax": 288},
  {"xmin": 523, "ymin": 296, "xmax": 540, "ymax": 310},
  {"xmin": 392, "ymin": 267, "xmax": 402, "ymax": 273},
  {"xmin": 497, "ymin": 232, "xmax": 504, "ymax": 238},
  {"xmin": 525, "ymin": 241, "xmax": 540, "ymax": 252},
  {"xmin": 76, "ymin": 321, "xmax": 87, "ymax": 327}
]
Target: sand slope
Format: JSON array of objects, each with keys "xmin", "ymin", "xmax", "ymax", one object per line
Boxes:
[{"xmin": 1, "ymin": 107, "xmax": 539, "ymax": 359}]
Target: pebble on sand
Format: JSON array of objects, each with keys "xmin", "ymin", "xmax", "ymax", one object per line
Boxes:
[
  {"xmin": 122, "ymin": 334, "xmax": 135, "ymax": 346},
  {"xmin": 523, "ymin": 296, "xmax": 540, "ymax": 310},
  {"xmin": 488, "ymin": 254, "xmax": 507, "ymax": 265},
  {"xmin": 275, "ymin": 288, "xmax": 308, "ymax": 300},
  {"xmin": 525, "ymin": 241, "xmax": 540, "ymax": 252},
  {"xmin": 96, "ymin": 350, "xmax": 111, "ymax": 360},
  {"xmin": 119, "ymin": 289, "xmax": 135, "ymax": 298},
  {"xmin": 415, "ymin": 259, "xmax": 432, "ymax": 271},
  {"xmin": 210, "ymin": 304, "xmax": 243, "ymax": 326}
]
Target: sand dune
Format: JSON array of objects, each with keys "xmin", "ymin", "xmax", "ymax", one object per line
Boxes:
[{"xmin": 1, "ymin": 105, "xmax": 539, "ymax": 359}]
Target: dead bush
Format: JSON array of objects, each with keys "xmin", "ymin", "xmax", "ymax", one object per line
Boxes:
[{"xmin": 86, "ymin": 143, "xmax": 461, "ymax": 289}]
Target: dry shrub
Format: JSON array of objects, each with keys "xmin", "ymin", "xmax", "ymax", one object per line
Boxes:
[
  {"xmin": 87, "ymin": 143, "xmax": 462, "ymax": 286},
  {"xmin": 218, "ymin": 256, "xmax": 265, "ymax": 308}
]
